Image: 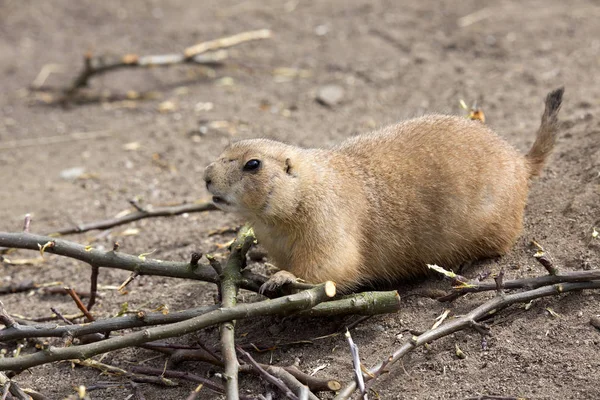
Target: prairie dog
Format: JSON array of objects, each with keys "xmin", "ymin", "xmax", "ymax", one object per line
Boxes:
[{"xmin": 204, "ymin": 88, "xmax": 564, "ymax": 291}]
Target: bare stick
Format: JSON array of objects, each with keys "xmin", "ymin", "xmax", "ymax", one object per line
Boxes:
[
  {"xmin": 131, "ymin": 366, "xmax": 223, "ymax": 394},
  {"xmin": 237, "ymin": 346, "xmax": 299, "ymax": 400},
  {"xmin": 155, "ymin": 344, "xmax": 339, "ymax": 394},
  {"xmin": 22, "ymin": 215, "xmax": 31, "ymax": 233},
  {"xmin": 64, "ymin": 287, "xmax": 94, "ymax": 322},
  {"xmin": 0, "ymin": 381, "xmax": 9, "ymax": 400},
  {"xmin": 279, "ymin": 365, "xmax": 341, "ymax": 393},
  {"xmin": 0, "ymin": 301, "xmax": 16, "ymax": 328},
  {"xmin": 436, "ymin": 269, "xmax": 600, "ymax": 302},
  {"xmin": 1, "ymin": 304, "xmax": 217, "ymax": 341},
  {"xmin": 534, "ymin": 251, "xmax": 559, "ymax": 275},
  {"xmin": 1, "ymin": 288, "xmax": 385, "ymax": 342},
  {"xmin": 38, "ymin": 29, "xmax": 271, "ymax": 102},
  {"xmin": 0, "ymin": 231, "xmax": 316, "ymax": 296},
  {"xmin": 0, "ymin": 130, "xmax": 112, "ymax": 151},
  {"xmin": 0, "ymin": 282, "xmax": 335, "ymax": 371},
  {"xmin": 48, "ymin": 201, "xmax": 217, "ymax": 236},
  {"xmin": 129, "ymin": 366, "xmax": 257, "ymax": 400},
  {"xmin": 87, "ymin": 265, "xmax": 99, "ymax": 311},
  {"xmin": 217, "ymin": 225, "xmax": 255, "ymax": 399},
  {"xmin": 60, "ymin": 50, "xmax": 225, "ymax": 101},
  {"xmin": 184, "ymin": 29, "xmax": 272, "ymax": 57},
  {"xmin": 0, "ymin": 232, "xmax": 222, "ymax": 287},
  {"xmin": 334, "ymin": 280, "xmax": 600, "ymax": 399},
  {"xmin": 0, "ymin": 374, "xmax": 29, "ymax": 400},
  {"xmin": 345, "ymin": 330, "xmax": 367, "ymax": 399}
]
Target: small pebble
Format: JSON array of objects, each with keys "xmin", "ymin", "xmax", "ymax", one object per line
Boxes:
[{"xmin": 316, "ymin": 85, "xmax": 345, "ymax": 107}]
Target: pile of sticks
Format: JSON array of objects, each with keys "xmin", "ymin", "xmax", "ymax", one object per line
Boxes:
[{"xmin": 0, "ymin": 202, "xmax": 598, "ymax": 399}]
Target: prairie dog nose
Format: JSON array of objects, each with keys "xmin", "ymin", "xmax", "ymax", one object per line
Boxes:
[{"xmin": 204, "ymin": 163, "xmax": 215, "ymax": 183}]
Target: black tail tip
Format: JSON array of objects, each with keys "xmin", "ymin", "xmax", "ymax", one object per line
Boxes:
[{"xmin": 545, "ymin": 87, "xmax": 564, "ymax": 115}]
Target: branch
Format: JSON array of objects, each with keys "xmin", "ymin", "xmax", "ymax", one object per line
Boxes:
[
  {"xmin": 296, "ymin": 291, "xmax": 400, "ymax": 317},
  {"xmin": 0, "ymin": 282, "xmax": 336, "ymax": 372},
  {"xmin": 0, "ymin": 305, "xmax": 217, "ymax": 342},
  {"xmin": 129, "ymin": 366, "xmax": 225, "ymax": 396},
  {"xmin": 436, "ymin": 269, "xmax": 600, "ymax": 302},
  {"xmin": 217, "ymin": 225, "xmax": 255, "ymax": 399},
  {"xmin": 0, "ymin": 231, "xmax": 309, "ymax": 295},
  {"xmin": 48, "ymin": 201, "xmax": 217, "ymax": 236},
  {"xmin": 36, "ymin": 29, "xmax": 272, "ymax": 103},
  {"xmin": 334, "ymin": 280, "xmax": 600, "ymax": 399},
  {"xmin": 0, "ymin": 290, "xmax": 396, "ymax": 342},
  {"xmin": 0, "ymin": 231, "xmax": 221, "ymax": 286},
  {"xmin": 345, "ymin": 330, "xmax": 367, "ymax": 400}
]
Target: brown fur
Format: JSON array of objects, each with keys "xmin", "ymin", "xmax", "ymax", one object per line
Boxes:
[{"xmin": 204, "ymin": 88, "xmax": 564, "ymax": 291}]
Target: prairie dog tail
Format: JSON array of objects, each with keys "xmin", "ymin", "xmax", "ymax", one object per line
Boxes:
[{"xmin": 525, "ymin": 87, "xmax": 564, "ymax": 177}]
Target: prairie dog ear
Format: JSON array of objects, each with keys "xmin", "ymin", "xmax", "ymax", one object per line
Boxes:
[{"xmin": 285, "ymin": 158, "xmax": 294, "ymax": 176}]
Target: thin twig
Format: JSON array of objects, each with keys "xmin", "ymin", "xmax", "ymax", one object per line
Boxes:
[
  {"xmin": 334, "ymin": 280, "xmax": 600, "ymax": 399},
  {"xmin": 43, "ymin": 29, "xmax": 271, "ymax": 102},
  {"xmin": 0, "ymin": 130, "xmax": 112, "ymax": 151},
  {"xmin": 64, "ymin": 287, "xmax": 94, "ymax": 322},
  {"xmin": 22, "ymin": 215, "xmax": 31, "ymax": 234},
  {"xmin": 345, "ymin": 330, "xmax": 367, "ymax": 399},
  {"xmin": 48, "ymin": 201, "xmax": 217, "ymax": 236},
  {"xmin": 87, "ymin": 265, "xmax": 99, "ymax": 311},
  {"xmin": 0, "ymin": 289, "xmax": 387, "ymax": 342},
  {"xmin": 436, "ymin": 269, "xmax": 600, "ymax": 302},
  {"xmin": 0, "ymin": 301, "xmax": 16, "ymax": 328},
  {"xmin": 237, "ymin": 346, "xmax": 299, "ymax": 400}
]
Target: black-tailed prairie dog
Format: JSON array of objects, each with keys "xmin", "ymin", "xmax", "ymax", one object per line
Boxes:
[{"xmin": 204, "ymin": 88, "xmax": 564, "ymax": 292}]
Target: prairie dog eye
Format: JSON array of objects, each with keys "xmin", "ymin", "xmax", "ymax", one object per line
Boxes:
[{"xmin": 243, "ymin": 159, "xmax": 261, "ymax": 171}]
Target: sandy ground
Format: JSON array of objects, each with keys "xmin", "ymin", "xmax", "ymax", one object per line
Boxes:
[{"xmin": 1, "ymin": 0, "xmax": 599, "ymax": 399}]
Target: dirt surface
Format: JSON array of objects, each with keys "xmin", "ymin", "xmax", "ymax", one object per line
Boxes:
[{"xmin": 1, "ymin": 0, "xmax": 600, "ymax": 399}]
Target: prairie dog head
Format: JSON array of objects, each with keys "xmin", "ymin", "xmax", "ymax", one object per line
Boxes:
[{"xmin": 204, "ymin": 139, "xmax": 301, "ymax": 221}]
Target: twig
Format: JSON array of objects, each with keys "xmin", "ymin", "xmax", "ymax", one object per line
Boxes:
[
  {"xmin": 22, "ymin": 215, "xmax": 31, "ymax": 234},
  {"xmin": 0, "ymin": 381, "xmax": 9, "ymax": 400},
  {"xmin": 462, "ymin": 396, "xmax": 520, "ymax": 400},
  {"xmin": 237, "ymin": 346, "xmax": 299, "ymax": 400},
  {"xmin": 0, "ymin": 231, "xmax": 224, "ymax": 287},
  {"xmin": 65, "ymin": 287, "xmax": 94, "ymax": 322},
  {"xmin": 0, "ymin": 230, "xmax": 311, "ymax": 296},
  {"xmin": 345, "ymin": 330, "xmax": 367, "ymax": 400},
  {"xmin": 72, "ymin": 359, "xmax": 176, "ymax": 387},
  {"xmin": 494, "ymin": 269, "xmax": 505, "ymax": 295},
  {"xmin": 0, "ymin": 283, "xmax": 335, "ymax": 371},
  {"xmin": 0, "ymin": 130, "xmax": 112, "ymax": 151},
  {"xmin": 0, "ymin": 302, "xmax": 16, "ymax": 328},
  {"xmin": 280, "ymin": 365, "xmax": 341, "ymax": 393},
  {"xmin": 130, "ymin": 381, "xmax": 147, "ymax": 400},
  {"xmin": 436, "ymin": 269, "xmax": 600, "ymax": 302},
  {"xmin": 48, "ymin": 201, "xmax": 217, "ymax": 236},
  {"xmin": 184, "ymin": 29, "xmax": 272, "ymax": 57},
  {"xmin": 334, "ymin": 280, "xmax": 600, "ymax": 399},
  {"xmin": 217, "ymin": 225, "xmax": 255, "ymax": 399},
  {"xmin": 0, "ymin": 374, "xmax": 29, "ymax": 400},
  {"xmin": 185, "ymin": 384, "xmax": 204, "ymax": 400},
  {"xmin": 45, "ymin": 29, "xmax": 271, "ymax": 102},
  {"xmin": 0, "ymin": 288, "xmax": 382, "ymax": 342},
  {"xmin": 534, "ymin": 251, "xmax": 559, "ymax": 275},
  {"xmin": 128, "ymin": 366, "xmax": 224, "ymax": 396},
  {"xmin": 87, "ymin": 265, "xmax": 99, "ymax": 311},
  {"xmin": 117, "ymin": 272, "xmax": 139, "ymax": 293},
  {"xmin": 296, "ymin": 291, "xmax": 400, "ymax": 317},
  {"xmin": 1, "ymin": 304, "xmax": 217, "ymax": 341}
]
